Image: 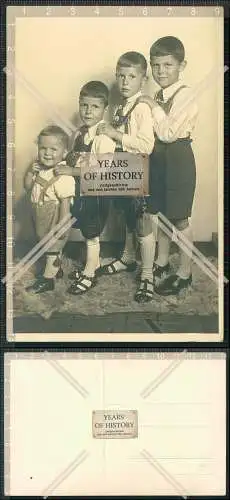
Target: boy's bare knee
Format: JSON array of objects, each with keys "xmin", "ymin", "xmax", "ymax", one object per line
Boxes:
[{"xmin": 173, "ymin": 218, "xmax": 189, "ymax": 231}]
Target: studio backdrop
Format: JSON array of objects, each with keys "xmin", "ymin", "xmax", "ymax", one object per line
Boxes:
[{"xmin": 14, "ymin": 15, "xmax": 223, "ymax": 243}]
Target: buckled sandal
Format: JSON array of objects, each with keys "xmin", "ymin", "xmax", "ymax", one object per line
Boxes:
[
  {"xmin": 69, "ymin": 267, "xmax": 101, "ymax": 281},
  {"xmin": 97, "ymin": 259, "xmax": 137, "ymax": 276},
  {"xmin": 25, "ymin": 277, "xmax": 54, "ymax": 294},
  {"xmin": 134, "ymin": 279, "xmax": 154, "ymax": 303},
  {"xmin": 155, "ymin": 274, "xmax": 192, "ymax": 296},
  {"xmin": 67, "ymin": 274, "xmax": 97, "ymax": 295}
]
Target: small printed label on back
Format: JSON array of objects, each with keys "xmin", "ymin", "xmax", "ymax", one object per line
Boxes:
[{"xmin": 92, "ymin": 410, "xmax": 138, "ymax": 439}]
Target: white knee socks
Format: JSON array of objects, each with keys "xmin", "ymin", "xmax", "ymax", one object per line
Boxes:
[
  {"xmin": 121, "ymin": 227, "xmax": 136, "ymax": 264},
  {"xmin": 43, "ymin": 254, "xmax": 60, "ymax": 279},
  {"xmin": 83, "ymin": 237, "xmax": 100, "ymax": 278},
  {"xmin": 176, "ymin": 224, "xmax": 193, "ymax": 279},
  {"xmin": 138, "ymin": 215, "xmax": 157, "ymax": 281}
]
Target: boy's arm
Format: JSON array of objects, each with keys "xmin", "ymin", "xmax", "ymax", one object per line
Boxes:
[
  {"xmin": 53, "ymin": 154, "xmax": 82, "ymax": 177},
  {"xmin": 54, "ymin": 176, "xmax": 76, "ymax": 221},
  {"xmin": 96, "ymin": 105, "xmax": 154, "ymax": 154},
  {"xmin": 24, "ymin": 163, "xmax": 38, "ymax": 192},
  {"xmin": 24, "ymin": 171, "xmax": 34, "ymax": 192},
  {"xmin": 152, "ymin": 88, "xmax": 198, "ymax": 143},
  {"xmin": 59, "ymin": 196, "xmax": 72, "ymax": 221},
  {"xmin": 121, "ymin": 103, "xmax": 155, "ymax": 154},
  {"xmin": 57, "ymin": 197, "xmax": 72, "ymax": 240},
  {"xmin": 53, "ymin": 165, "xmax": 81, "ymax": 177},
  {"xmin": 92, "ymin": 134, "xmax": 116, "ymax": 155}
]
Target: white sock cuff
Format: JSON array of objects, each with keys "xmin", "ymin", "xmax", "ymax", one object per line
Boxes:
[
  {"xmin": 86, "ymin": 237, "xmax": 100, "ymax": 247},
  {"xmin": 138, "ymin": 232, "xmax": 154, "ymax": 245},
  {"xmin": 149, "ymin": 213, "xmax": 158, "ymax": 224},
  {"xmin": 149, "ymin": 214, "xmax": 158, "ymax": 234}
]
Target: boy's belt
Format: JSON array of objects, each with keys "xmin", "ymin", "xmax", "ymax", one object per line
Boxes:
[{"xmin": 154, "ymin": 134, "xmax": 192, "ymax": 145}]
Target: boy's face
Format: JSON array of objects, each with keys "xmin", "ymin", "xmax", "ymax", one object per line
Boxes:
[
  {"xmin": 116, "ymin": 65, "xmax": 146, "ymax": 99},
  {"xmin": 79, "ymin": 96, "xmax": 106, "ymax": 127},
  {"xmin": 38, "ymin": 135, "xmax": 66, "ymax": 168},
  {"xmin": 150, "ymin": 55, "xmax": 185, "ymax": 89}
]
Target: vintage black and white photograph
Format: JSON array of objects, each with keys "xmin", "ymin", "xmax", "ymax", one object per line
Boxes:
[{"xmin": 6, "ymin": 5, "xmax": 225, "ymax": 341}]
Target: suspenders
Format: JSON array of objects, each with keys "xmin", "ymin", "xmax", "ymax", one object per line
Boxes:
[
  {"xmin": 113, "ymin": 95, "xmax": 153, "ymax": 152},
  {"xmin": 32, "ymin": 171, "xmax": 63, "ymax": 206},
  {"xmin": 113, "ymin": 95, "xmax": 153, "ymax": 133},
  {"xmin": 154, "ymin": 85, "xmax": 188, "ymax": 115},
  {"xmin": 112, "ymin": 96, "xmax": 153, "ymax": 213},
  {"xmin": 113, "ymin": 99, "xmax": 139, "ymax": 134},
  {"xmin": 154, "ymin": 85, "xmax": 191, "ymax": 142}
]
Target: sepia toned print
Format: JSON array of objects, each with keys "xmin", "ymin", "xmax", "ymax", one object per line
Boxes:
[{"xmin": 5, "ymin": 5, "xmax": 226, "ymax": 341}]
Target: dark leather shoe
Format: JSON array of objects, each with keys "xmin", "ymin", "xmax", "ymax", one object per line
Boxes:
[
  {"xmin": 67, "ymin": 275, "xmax": 97, "ymax": 295},
  {"xmin": 97, "ymin": 259, "xmax": 137, "ymax": 276},
  {"xmin": 68, "ymin": 268, "xmax": 83, "ymax": 280},
  {"xmin": 154, "ymin": 274, "xmax": 192, "ymax": 296},
  {"xmin": 26, "ymin": 278, "xmax": 54, "ymax": 293},
  {"xmin": 153, "ymin": 263, "xmax": 170, "ymax": 284}
]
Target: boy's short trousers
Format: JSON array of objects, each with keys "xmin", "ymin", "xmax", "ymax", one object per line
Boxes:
[
  {"xmin": 31, "ymin": 201, "xmax": 67, "ymax": 253},
  {"xmin": 112, "ymin": 197, "xmax": 138, "ymax": 232},
  {"xmin": 147, "ymin": 137, "xmax": 196, "ymax": 221},
  {"xmin": 74, "ymin": 197, "xmax": 110, "ymax": 239}
]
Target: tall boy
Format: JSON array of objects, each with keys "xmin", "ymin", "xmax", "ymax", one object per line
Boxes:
[
  {"xmin": 97, "ymin": 51, "xmax": 155, "ymax": 281},
  {"xmin": 136, "ymin": 36, "xmax": 198, "ymax": 300}
]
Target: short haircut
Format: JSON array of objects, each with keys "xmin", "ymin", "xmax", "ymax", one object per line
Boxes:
[
  {"xmin": 116, "ymin": 51, "xmax": 147, "ymax": 75},
  {"xmin": 38, "ymin": 125, "xmax": 69, "ymax": 149},
  {"xmin": 79, "ymin": 81, "xmax": 109, "ymax": 107},
  {"xmin": 150, "ymin": 36, "xmax": 185, "ymax": 63}
]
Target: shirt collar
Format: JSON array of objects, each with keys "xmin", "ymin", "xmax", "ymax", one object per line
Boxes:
[
  {"xmin": 161, "ymin": 80, "xmax": 183, "ymax": 101},
  {"xmin": 123, "ymin": 90, "xmax": 142, "ymax": 107},
  {"xmin": 86, "ymin": 120, "xmax": 104, "ymax": 140}
]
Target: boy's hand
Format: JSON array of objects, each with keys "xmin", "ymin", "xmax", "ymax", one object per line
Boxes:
[
  {"xmin": 31, "ymin": 163, "xmax": 41, "ymax": 173},
  {"xmin": 66, "ymin": 151, "xmax": 79, "ymax": 168},
  {"xmin": 97, "ymin": 123, "xmax": 117, "ymax": 140},
  {"xmin": 53, "ymin": 165, "xmax": 69, "ymax": 176}
]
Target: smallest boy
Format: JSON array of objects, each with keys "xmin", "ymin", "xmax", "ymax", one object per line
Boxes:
[
  {"xmin": 24, "ymin": 125, "xmax": 75, "ymax": 293},
  {"xmin": 53, "ymin": 81, "xmax": 116, "ymax": 295}
]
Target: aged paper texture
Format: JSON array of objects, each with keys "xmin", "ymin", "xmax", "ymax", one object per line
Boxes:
[{"xmin": 4, "ymin": 352, "xmax": 226, "ymax": 496}]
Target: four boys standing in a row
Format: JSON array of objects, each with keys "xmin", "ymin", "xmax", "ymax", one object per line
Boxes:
[{"xmin": 25, "ymin": 36, "xmax": 198, "ymax": 302}]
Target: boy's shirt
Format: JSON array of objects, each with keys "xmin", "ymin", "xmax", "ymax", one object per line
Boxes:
[
  {"xmin": 152, "ymin": 80, "xmax": 198, "ymax": 143},
  {"xmin": 30, "ymin": 161, "xmax": 75, "ymax": 204},
  {"xmin": 72, "ymin": 120, "xmax": 116, "ymax": 157},
  {"xmin": 85, "ymin": 120, "xmax": 116, "ymax": 155},
  {"xmin": 115, "ymin": 91, "xmax": 155, "ymax": 155}
]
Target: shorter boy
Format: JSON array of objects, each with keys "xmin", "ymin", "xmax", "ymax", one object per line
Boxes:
[
  {"xmin": 24, "ymin": 125, "xmax": 75, "ymax": 293},
  {"xmin": 53, "ymin": 81, "xmax": 116, "ymax": 295},
  {"xmin": 97, "ymin": 51, "xmax": 155, "ymax": 287}
]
